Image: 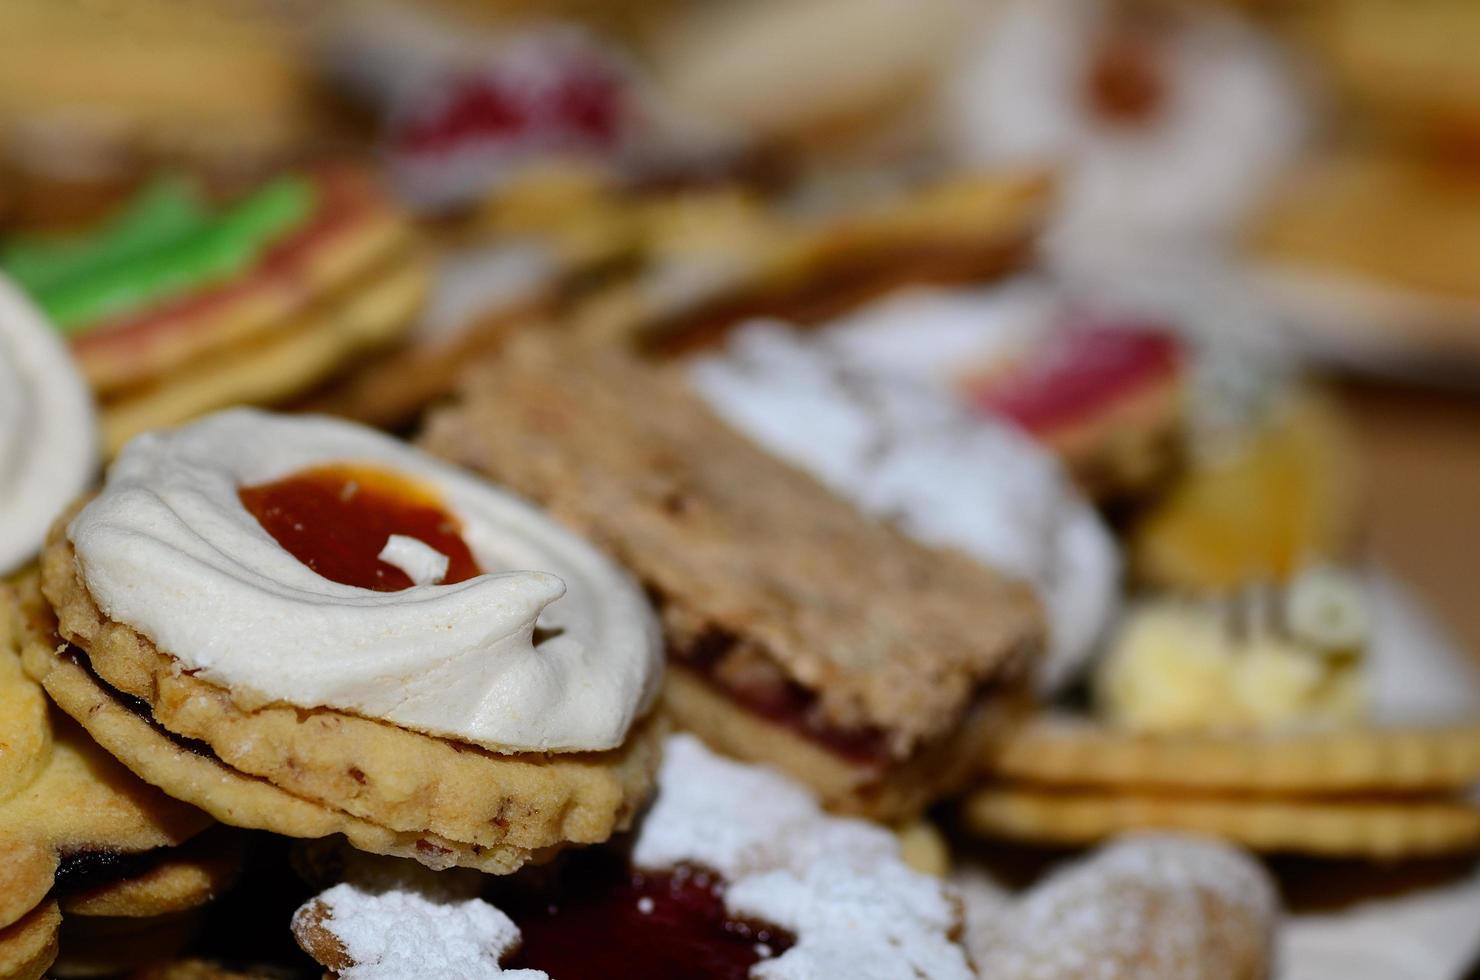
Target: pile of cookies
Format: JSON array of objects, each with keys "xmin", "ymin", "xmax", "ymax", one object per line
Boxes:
[{"xmin": 2, "ymin": 2, "xmax": 1480, "ymax": 976}]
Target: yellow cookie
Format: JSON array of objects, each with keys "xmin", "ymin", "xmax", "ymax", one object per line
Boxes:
[
  {"xmin": 987, "ymin": 713, "xmax": 1480, "ymax": 795},
  {"xmin": 963, "ymin": 785, "xmax": 1480, "ymax": 859}
]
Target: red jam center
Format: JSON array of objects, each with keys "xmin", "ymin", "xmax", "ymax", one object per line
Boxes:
[
  {"xmin": 502, "ymin": 859, "xmax": 791, "ymax": 980},
  {"xmin": 1084, "ymin": 26, "xmax": 1168, "ymax": 126},
  {"xmin": 961, "ymin": 322, "xmax": 1181, "ymax": 435},
  {"xmin": 238, "ymin": 465, "xmax": 481, "ymax": 591},
  {"xmin": 394, "ymin": 57, "xmax": 625, "ymax": 156}
]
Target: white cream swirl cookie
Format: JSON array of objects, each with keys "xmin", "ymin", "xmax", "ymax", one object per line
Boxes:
[
  {"xmin": 68, "ymin": 408, "xmax": 660, "ymax": 751},
  {"xmin": 23, "ymin": 409, "xmax": 666, "ymax": 874},
  {"xmin": 0, "ymin": 273, "xmax": 98, "ymax": 574},
  {"xmin": 690, "ymin": 322, "xmax": 1118, "ymax": 694},
  {"xmin": 946, "ymin": 0, "xmax": 1304, "ymax": 269}
]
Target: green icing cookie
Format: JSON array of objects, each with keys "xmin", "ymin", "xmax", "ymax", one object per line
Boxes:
[{"xmin": 2, "ymin": 174, "xmax": 317, "ymax": 335}]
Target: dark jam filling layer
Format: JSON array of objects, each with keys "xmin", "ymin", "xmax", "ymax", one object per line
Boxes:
[
  {"xmin": 395, "ymin": 60, "xmax": 625, "ymax": 156},
  {"xmin": 53, "ymin": 846, "xmax": 168, "ymax": 895},
  {"xmin": 498, "ymin": 851, "xmax": 792, "ymax": 980},
  {"xmin": 238, "ymin": 464, "xmax": 482, "ymax": 592},
  {"xmin": 63, "ymin": 644, "xmax": 216, "ymax": 760},
  {"xmin": 675, "ymin": 628, "xmax": 891, "ymax": 767},
  {"xmin": 964, "ymin": 324, "xmax": 1180, "ymax": 435}
]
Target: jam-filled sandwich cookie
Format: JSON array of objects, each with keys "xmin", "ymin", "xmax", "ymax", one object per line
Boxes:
[
  {"xmin": 688, "ymin": 320, "xmax": 1120, "ymax": 697},
  {"xmin": 0, "ymin": 167, "xmax": 427, "ymax": 454},
  {"xmin": 293, "ymin": 734, "xmax": 977, "ymax": 979},
  {"xmin": 423, "ymin": 337, "xmax": 1042, "ymax": 821},
  {"xmin": 24, "ymin": 409, "xmax": 665, "ymax": 875},
  {"xmin": 578, "ymin": 170, "xmax": 1050, "ymax": 360},
  {"xmin": 0, "ymin": 272, "xmax": 98, "ymax": 575},
  {"xmin": 0, "ymin": 585, "xmax": 235, "ymax": 980},
  {"xmin": 969, "ymin": 569, "xmax": 1480, "ymax": 858}
]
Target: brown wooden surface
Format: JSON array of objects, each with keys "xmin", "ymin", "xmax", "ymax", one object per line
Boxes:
[{"xmin": 1339, "ymin": 379, "xmax": 1480, "ymax": 662}]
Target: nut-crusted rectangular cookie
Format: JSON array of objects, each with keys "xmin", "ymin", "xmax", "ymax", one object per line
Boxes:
[{"xmin": 421, "ymin": 336, "xmax": 1043, "ymax": 818}]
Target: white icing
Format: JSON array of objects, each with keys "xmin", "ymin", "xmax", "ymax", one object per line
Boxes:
[
  {"xmin": 378, "ymin": 535, "xmax": 449, "ymax": 587},
  {"xmin": 690, "ymin": 318, "xmax": 1119, "ymax": 693},
  {"xmin": 633, "ymin": 734, "xmax": 975, "ymax": 980},
  {"xmin": 0, "ymin": 273, "xmax": 98, "ymax": 574},
  {"xmin": 946, "ymin": 0, "xmax": 1304, "ymax": 269},
  {"xmin": 308, "ymin": 878, "xmax": 546, "ymax": 980},
  {"xmin": 416, "ymin": 242, "xmax": 556, "ymax": 345},
  {"xmin": 68, "ymin": 409, "xmax": 661, "ymax": 752}
]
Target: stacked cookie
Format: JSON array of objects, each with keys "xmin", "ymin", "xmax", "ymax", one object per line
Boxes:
[
  {"xmin": 22, "ymin": 410, "xmax": 665, "ymax": 876},
  {"xmin": 0, "ymin": 585, "xmax": 235, "ymax": 980},
  {"xmin": 423, "ymin": 335, "xmax": 1044, "ymax": 820},
  {"xmin": 0, "ymin": 166, "xmax": 427, "ymax": 453},
  {"xmin": 966, "ymin": 571, "xmax": 1480, "ymax": 859}
]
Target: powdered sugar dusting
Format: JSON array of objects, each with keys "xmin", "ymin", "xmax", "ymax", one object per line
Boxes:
[
  {"xmin": 305, "ymin": 872, "xmax": 547, "ymax": 980},
  {"xmin": 633, "ymin": 735, "xmax": 974, "ymax": 980},
  {"xmin": 690, "ymin": 321, "xmax": 1119, "ymax": 693},
  {"xmin": 964, "ymin": 834, "xmax": 1277, "ymax": 979},
  {"xmin": 299, "ymin": 737, "xmax": 974, "ymax": 978}
]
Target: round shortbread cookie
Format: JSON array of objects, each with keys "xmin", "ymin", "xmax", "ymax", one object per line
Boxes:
[
  {"xmin": 36, "ymin": 538, "xmax": 662, "ymax": 859},
  {"xmin": 23, "ymin": 637, "xmax": 557, "ymax": 876},
  {"xmin": 963, "ymin": 785, "xmax": 1480, "ymax": 858},
  {"xmin": 986, "ymin": 713, "xmax": 1480, "ymax": 795}
]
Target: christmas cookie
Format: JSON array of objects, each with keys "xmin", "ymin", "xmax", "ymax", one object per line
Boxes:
[
  {"xmin": 293, "ymin": 734, "xmax": 976, "ymax": 979},
  {"xmin": 1, "ymin": 167, "xmax": 427, "ymax": 453},
  {"xmin": 422, "ymin": 337, "xmax": 1041, "ymax": 820},
  {"xmin": 24, "ymin": 410, "xmax": 665, "ymax": 874}
]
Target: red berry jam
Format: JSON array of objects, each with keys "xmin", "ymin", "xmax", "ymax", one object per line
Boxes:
[
  {"xmin": 238, "ymin": 465, "xmax": 481, "ymax": 591},
  {"xmin": 394, "ymin": 46, "xmax": 626, "ymax": 156},
  {"xmin": 500, "ymin": 854, "xmax": 792, "ymax": 980},
  {"xmin": 963, "ymin": 322, "xmax": 1180, "ymax": 435}
]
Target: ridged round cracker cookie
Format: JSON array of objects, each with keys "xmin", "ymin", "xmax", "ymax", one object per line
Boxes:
[
  {"xmin": 986, "ymin": 714, "xmax": 1480, "ymax": 795},
  {"xmin": 963, "ymin": 785, "xmax": 1480, "ymax": 858}
]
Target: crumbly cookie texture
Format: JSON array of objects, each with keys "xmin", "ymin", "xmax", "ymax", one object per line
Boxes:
[
  {"xmin": 0, "ymin": 581, "xmax": 219, "ymax": 980},
  {"xmin": 961, "ymin": 834, "xmax": 1277, "ymax": 980},
  {"xmin": 0, "ymin": 583, "xmax": 210, "ymax": 858},
  {"xmin": 421, "ymin": 335, "xmax": 1042, "ymax": 756},
  {"xmin": 31, "ymin": 537, "xmax": 663, "ymax": 870},
  {"xmin": 0, "ymin": 900, "xmax": 59, "ymax": 980}
]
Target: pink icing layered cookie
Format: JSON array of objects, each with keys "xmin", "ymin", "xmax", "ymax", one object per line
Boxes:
[
  {"xmin": 807, "ymin": 282, "xmax": 1187, "ymax": 501},
  {"xmin": 1, "ymin": 166, "xmax": 426, "ymax": 453}
]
